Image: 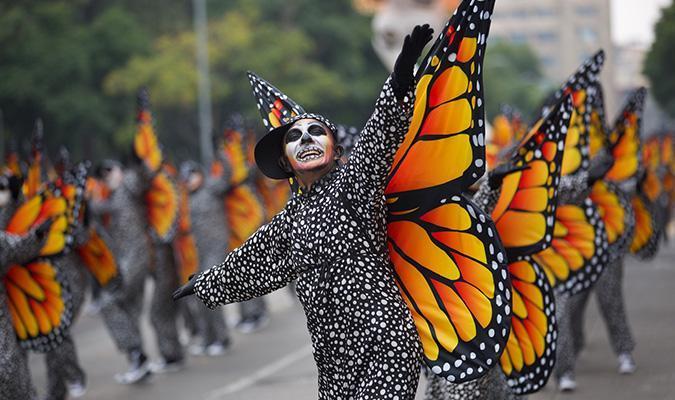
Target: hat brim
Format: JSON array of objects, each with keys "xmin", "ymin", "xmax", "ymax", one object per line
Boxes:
[{"xmin": 254, "ymin": 122, "xmax": 294, "ymax": 180}]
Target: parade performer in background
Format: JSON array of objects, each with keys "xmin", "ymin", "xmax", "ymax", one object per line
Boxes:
[
  {"xmin": 179, "ymin": 158, "xmax": 233, "ymax": 355},
  {"xmin": 1, "ymin": 166, "xmax": 79, "ymax": 399},
  {"xmin": 564, "ymin": 88, "xmax": 647, "ymax": 388},
  {"xmin": 530, "ymin": 51, "xmax": 612, "ymax": 392},
  {"xmin": 89, "ymin": 90, "xmax": 165, "ymax": 384},
  {"xmin": 217, "ymin": 127, "xmax": 269, "ymax": 333},
  {"xmin": 173, "ymin": 23, "xmax": 435, "ymax": 399}
]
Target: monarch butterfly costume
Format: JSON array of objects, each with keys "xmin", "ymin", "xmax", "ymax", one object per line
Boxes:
[
  {"xmin": 1, "ymin": 165, "xmax": 80, "ymax": 400},
  {"xmin": 564, "ymin": 87, "xmax": 647, "ymax": 384},
  {"xmin": 521, "ymin": 51, "xmax": 611, "ymax": 389},
  {"xmin": 185, "ymin": 2, "xmax": 514, "ymax": 398},
  {"xmin": 89, "ymin": 88, "xmax": 182, "ymax": 383},
  {"xmin": 217, "ymin": 128, "xmax": 270, "ymax": 328},
  {"xmin": 178, "ymin": 158, "xmax": 232, "ymax": 353},
  {"xmin": 425, "ymin": 95, "xmax": 572, "ymax": 400}
]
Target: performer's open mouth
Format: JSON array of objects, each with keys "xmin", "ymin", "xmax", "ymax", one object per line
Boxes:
[{"xmin": 295, "ymin": 145, "xmax": 325, "ymax": 162}]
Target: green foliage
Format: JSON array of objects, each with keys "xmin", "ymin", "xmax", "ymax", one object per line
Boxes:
[
  {"xmin": 483, "ymin": 40, "xmax": 548, "ymax": 122},
  {"xmin": 0, "ymin": 2, "xmax": 150, "ymax": 159},
  {"xmin": 645, "ymin": 2, "xmax": 675, "ymax": 118},
  {"xmin": 0, "ymin": 0, "xmax": 386, "ymax": 162}
]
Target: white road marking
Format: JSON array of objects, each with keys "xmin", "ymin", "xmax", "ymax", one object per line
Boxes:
[{"xmin": 203, "ymin": 345, "xmax": 313, "ymax": 399}]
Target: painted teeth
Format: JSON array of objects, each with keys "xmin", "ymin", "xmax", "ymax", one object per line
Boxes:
[{"xmin": 297, "ymin": 147, "xmax": 323, "ymax": 161}]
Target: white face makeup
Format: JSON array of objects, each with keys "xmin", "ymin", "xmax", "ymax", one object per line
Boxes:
[
  {"xmin": 283, "ymin": 119, "xmax": 336, "ymax": 174},
  {"xmin": 0, "ymin": 190, "xmax": 9, "ymax": 207},
  {"xmin": 187, "ymin": 172, "xmax": 203, "ymax": 192},
  {"xmin": 104, "ymin": 165, "xmax": 124, "ymax": 191}
]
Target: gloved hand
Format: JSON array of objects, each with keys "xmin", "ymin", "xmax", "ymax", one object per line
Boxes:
[
  {"xmin": 35, "ymin": 218, "xmax": 54, "ymax": 240},
  {"xmin": 9, "ymin": 175, "xmax": 24, "ymax": 200},
  {"xmin": 392, "ymin": 24, "xmax": 434, "ymax": 102},
  {"xmin": 488, "ymin": 163, "xmax": 530, "ymax": 189},
  {"xmin": 587, "ymin": 156, "xmax": 614, "ymax": 187},
  {"xmin": 172, "ymin": 274, "xmax": 197, "ymax": 301}
]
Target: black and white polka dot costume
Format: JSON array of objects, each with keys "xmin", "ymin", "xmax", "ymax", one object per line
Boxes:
[
  {"xmin": 194, "ymin": 77, "xmax": 422, "ymax": 399},
  {"xmin": 1, "ymin": 221, "xmax": 46, "ymax": 400}
]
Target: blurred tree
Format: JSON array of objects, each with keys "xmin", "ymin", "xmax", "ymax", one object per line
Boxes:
[
  {"xmin": 644, "ymin": 1, "xmax": 675, "ymax": 118},
  {"xmin": 483, "ymin": 40, "xmax": 548, "ymax": 122},
  {"xmin": 106, "ymin": 0, "xmax": 387, "ymax": 161},
  {"xmin": 0, "ymin": 2, "xmax": 150, "ymax": 160}
]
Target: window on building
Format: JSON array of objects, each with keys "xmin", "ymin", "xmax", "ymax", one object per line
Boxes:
[
  {"xmin": 578, "ymin": 27, "xmax": 597, "ymax": 44},
  {"xmin": 576, "ymin": 5, "xmax": 598, "ymax": 17}
]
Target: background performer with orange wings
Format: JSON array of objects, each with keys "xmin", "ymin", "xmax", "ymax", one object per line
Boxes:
[
  {"xmin": 0, "ymin": 173, "xmax": 54, "ymax": 400},
  {"xmin": 173, "ymin": 23, "xmax": 433, "ymax": 398}
]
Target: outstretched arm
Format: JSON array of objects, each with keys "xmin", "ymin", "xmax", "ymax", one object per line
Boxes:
[{"xmin": 187, "ymin": 200, "xmax": 298, "ymax": 309}]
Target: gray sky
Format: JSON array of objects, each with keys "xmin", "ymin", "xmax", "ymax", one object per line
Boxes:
[{"xmin": 611, "ymin": 0, "xmax": 671, "ymax": 45}]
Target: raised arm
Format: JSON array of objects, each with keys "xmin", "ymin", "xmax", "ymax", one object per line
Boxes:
[
  {"xmin": 191, "ymin": 199, "xmax": 297, "ymax": 309},
  {"xmin": 344, "ymin": 25, "xmax": 433, "ymax": 200}
]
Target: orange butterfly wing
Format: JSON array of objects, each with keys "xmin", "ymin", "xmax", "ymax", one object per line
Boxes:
[
  {"xmin": 605, "ymin": 88, "xmax": 646, "ymax": 182},
  {"xmin": 133, "ymin": 91, "xmax": 163, "ymax": 173},
  {"xmin": 388, "ymin": 194, "xmax": 510, "ymax": 382},
  {"xmin": 532, "ymin": 200, "xmax": 608, "ymax": 295},
  {"xmin": 257, "ymin": 177, "xmax": 291, "ymax": 221},
  {"xmin": 77, "ymin": 227, "xmax": 119, "ymax": 287},
  {"xmin": 4, "ymin": 260, "xmax": 74, "ymax": 352},
  {"xmin": 589, "ymin": 181, "xmax": 634, "ymax": 252},
  {"xmin": 225, "ymin": 185, "xmax": 265, "ymax": 251},
  {"xmin": 172, "ymin": 184, "xmax": 199, "ymax": 284},
  {"xmin": 490, "ymin": 96, "xmax": 571, "ymax": 259},
  {"xmin": 499, "ymin": 258, "xmax": 556, "ymax": 394},
  {"xmin": 630, "ymin": 193, "xmax": 659, "ymax": 260},
  {"xmin": 543, "ymin": 51, "xmax": 605, "ymax": 177},
  {"xmin": 145, "ymin": 172, "xmax": 179, "ymax": 242},
  {"xmin": 6, "ymin": 193, "xmax": 71, "ymax": 257}
]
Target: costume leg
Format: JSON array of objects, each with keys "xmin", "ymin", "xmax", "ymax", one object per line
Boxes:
[
  {"xmin": 239, "ymin": 296, "xmax": 267, "ymax": 319},
  {"xmin": 554, "ymin": 292, "xmax": 575, "ymax": 379},
  {"xmin": 149, "ymin": 245, "xmax": 184, "ymax": 362},
  {"xmin": 45, "ymin": 335, "xmax": 85, "ymax": 400},
  {"xmin": 568, "ymin": 289, "xmax": 591, "ymax": 356},
  {"xmin": 1, "ymin": 295, "xmax": 36, "ymax": 400},
  {"xmin": 594, "ymin": 258, "xmax": 635, "ymax": 355},
  {"xmin": 99, "ymin": 288, "xmax": 144, "ymax": 354}
]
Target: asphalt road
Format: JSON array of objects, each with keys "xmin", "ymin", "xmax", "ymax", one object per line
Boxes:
[{"xmin": 28, "ymin": 242, "xmax": 675, "ymax": 400}]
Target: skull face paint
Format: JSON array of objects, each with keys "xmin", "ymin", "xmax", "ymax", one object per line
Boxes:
[{"xmin": 283, "ymin": 119, "xmax": 336, "ymax": 174}]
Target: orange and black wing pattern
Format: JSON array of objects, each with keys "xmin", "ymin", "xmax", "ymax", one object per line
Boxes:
[
  {"xmin": 490, "ymin": 96, "xmax": 572, "ymax": 259},
  {"xmin": 76, "ymin": 226, "xmax": 119, "ymax": 287},
  {"xmin": 220, "ymin": 129, "xmax": 250, "ymax": 186},
  {"xmin": 589, "ymin": 181, "xmax": 634, "ymax": 254},
  {"xmin": 486, "ymin": 114, "xmax": 516, "ymax": 170},
  {"xmin": 4, "ymin": 260, "xmax": 74, "ymax": 352},
  {"xmin": 385, "ymin": 0, "xmax": 511, "ymax": 382},
  {"xmin": 605, "ymin": 88, "xmax": 646, "ymax": 183},
  {"xmin": 499, "ymin": 258, "xmax": 556, "ymax": 395},
  {"xmin": 256, "ymin": 176, "xmax": 291, "ymax": 221},
  {"xmin": 23, "ymin": 120, "xmax": 45, "ymax": 198},
  {"xmin": 588, "ymin": 82, "xmax": 609, "ymax": 159},
  {"xmin": 133, "ymin": 88, "xmax": 163, "ymax": 173},
  {"xmin": 6, "ymin": 191, "xmax": 71, "ymax": 257},
  {"xmin": 385, "ymin": 0, "xmax": 494, "ymax": 201},
  {"xmin": 225, "ymin": 185, "xmax": 265, "ymax": 251},
  {"xmin": 173, "ymin": 184, "xmax": 199, "ymax": 284},
  {"xmin": 145, "ymin": 171, "xmax": 179, "ymax": 242},
  {"xmin": 543, "ymin": 51, "xmax": 605, "ymax": 177},
  {"xmin": 532, "ymin": 199, "xmax": 608, "ymax": 295},
  {"xmin": 630, "ymin": 192, "xmax": 659, "ymax": 260},
  {"xmin": 484, "ymin": 97, "xmax": 571, "ymax": 394},
  {"xmin": 388, "ymin": 193, "xmax": 510, "ymax": 382}
]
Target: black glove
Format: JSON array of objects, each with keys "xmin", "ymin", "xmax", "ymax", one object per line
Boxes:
[
  {"xmin": 172, "ymin": 274, "xmax": 197, "ymax": 301},
  {"xmin": 8, "ymin": 176, "xmax": 24, "ymax": 200},
  {"xmin": 587, "ymin": 156, "xmax": 614, "ymax": 187},
  {"xmin": 392, "ymin": 24, "xmax": 434, "ymax": 102},
  {"xmin": 35, "ymin": 218, "xmax": 54, "ymax": 240},
  {"xmin": 488, "ymin": 163, "xmax": 530, "ymax": 189}
]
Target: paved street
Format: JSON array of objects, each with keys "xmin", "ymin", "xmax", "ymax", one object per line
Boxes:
[{"xmin": 29, "ymin": 242, "xmax": 675, "ymax": 400}]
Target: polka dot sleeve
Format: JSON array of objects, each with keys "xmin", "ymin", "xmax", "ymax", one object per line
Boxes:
[
  {"xmin": 345, "ymin": 76, "xmax": 415, "ymax": 200},
  {"xmin": 193, "ymin": 201, "xmax": 297, "ymax": 309}
]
